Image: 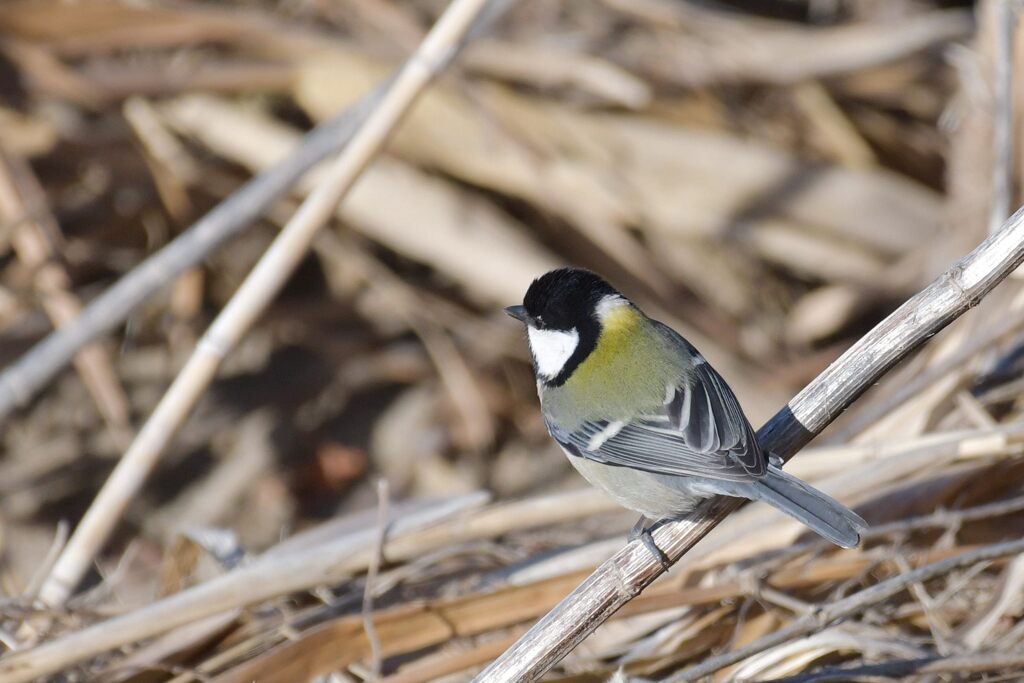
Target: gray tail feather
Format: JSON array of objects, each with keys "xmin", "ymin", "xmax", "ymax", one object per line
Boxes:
[{"xmin": 753, "ymin": 465, "xmax": 867, "ymax": 548}]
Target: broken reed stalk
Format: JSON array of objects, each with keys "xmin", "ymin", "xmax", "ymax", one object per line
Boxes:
[
  {"xmin": 34, "ymin": 0, "xmax": 501, "ymax": 609},
  {"xmin": 473, "ymin": 205, "xmax": 1024, "ymax": 682}
]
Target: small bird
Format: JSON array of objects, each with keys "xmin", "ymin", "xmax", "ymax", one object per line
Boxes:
[{"xmin": 506, "ymin": 268, "xmax": 865, "ymax": 562}]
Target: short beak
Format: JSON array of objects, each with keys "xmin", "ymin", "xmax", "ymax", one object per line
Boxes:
[{"xmin": 504, "ymin": 305, "xmax": 528, "ymax": 323}]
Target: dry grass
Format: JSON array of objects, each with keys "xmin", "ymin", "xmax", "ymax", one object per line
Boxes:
[{"xmin": 2, "ymin": 0, "xmax": 1023, "ymax": 681}]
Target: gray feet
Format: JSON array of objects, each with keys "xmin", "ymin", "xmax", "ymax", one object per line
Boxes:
[{"xmin": 628, "ymin": 515, "xmax": 671, "ymax": 571}]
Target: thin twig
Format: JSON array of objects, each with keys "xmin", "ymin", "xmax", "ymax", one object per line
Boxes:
[
  {"xmin": 473, "ymin": 206, "xmax": 1024, "ymax": 682},
  {"xmin": 34, "ymin": 0, "xmax": 506, "ymax": 610},
  {"xmin": 362, "ymin": 479, "xmax": 390, "ymax": 681},
  {"xmin": 669, "ymin": 538, "xmax": 1024, "ymax": 681}
]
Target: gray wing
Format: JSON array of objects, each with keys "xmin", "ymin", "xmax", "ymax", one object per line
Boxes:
[{"xmin": 547, "ymin": 358, "xmax": 766, "ymax": 483}]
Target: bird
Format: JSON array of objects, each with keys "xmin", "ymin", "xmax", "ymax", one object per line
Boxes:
[{"xmin": 506, "ymin": 267, "xmax": 866, "ymax": 565}]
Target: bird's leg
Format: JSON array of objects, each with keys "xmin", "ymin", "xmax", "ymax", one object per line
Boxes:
[{"xmin": 628, "ymin": 515, "xmax": 671, "ymax": 571}]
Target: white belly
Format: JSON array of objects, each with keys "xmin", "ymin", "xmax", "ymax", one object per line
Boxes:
[{"xmin": 565, "ymin": 451, "xmax": 712, "ymax": 519}]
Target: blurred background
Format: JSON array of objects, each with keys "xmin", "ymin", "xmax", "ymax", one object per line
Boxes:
[{"xmin": 4, "ymin": 0, "xmax": 1024, "ymax": 681}]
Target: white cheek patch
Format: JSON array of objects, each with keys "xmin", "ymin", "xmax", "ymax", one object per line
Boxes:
[{"xmin": 528, "ymin": 326, "xmax": 579, "ymax": 379}]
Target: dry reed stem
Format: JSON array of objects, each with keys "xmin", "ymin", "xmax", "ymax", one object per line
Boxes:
[
  {"xmin": 34, "ymin": 0, "xmax": 502, "ymax": 609},
  {"xmin": 473, "ymin": 205, "xmax": 1024, "ymax": 681}
]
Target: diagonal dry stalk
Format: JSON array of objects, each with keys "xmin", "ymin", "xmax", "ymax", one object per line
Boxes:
[
  {"xmin": 473, "ymin": 205, "xmax": 1024, "ymax": 682},
  {"xmin": 33, "ymin": 0, "xmax": 504, "ymax": 610}
]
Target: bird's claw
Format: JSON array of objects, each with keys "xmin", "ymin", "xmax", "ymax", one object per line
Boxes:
[{"xmin": 629, "ymin": 516, "xmax": 672, "ymax": 571}]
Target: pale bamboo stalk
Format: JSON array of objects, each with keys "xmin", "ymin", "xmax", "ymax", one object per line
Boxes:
[
  {"xmin": 34, "ymin": 0, "xmax": 501, "ymax": 609},
  {"xmin": 473, "ymin": 205, "xmax": 1024, "ymax": 682}
]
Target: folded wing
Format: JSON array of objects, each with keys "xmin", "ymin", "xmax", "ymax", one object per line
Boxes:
[{"xmin": 547, "ymin": 360, "xmax": 765, "ymax": 483}]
